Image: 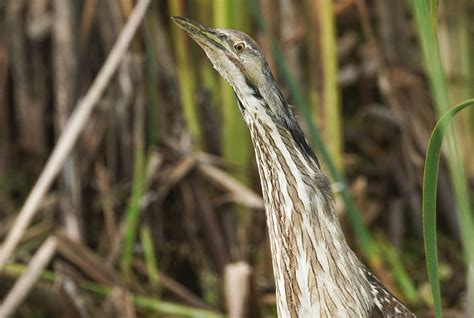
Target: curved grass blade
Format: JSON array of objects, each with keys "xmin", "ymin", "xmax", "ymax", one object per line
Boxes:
[
  {"xmin": 423, "ymin": 98, "xmax": 474, "ymax": 318},
  {"xmin": 413, "ymin": 0, "xmax": 474, "ymax": 315}
]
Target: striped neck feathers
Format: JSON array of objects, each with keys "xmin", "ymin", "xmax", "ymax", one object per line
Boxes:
[{"xmin": 234, "ymin": 76, "xmax": 374, "ymax": 317}]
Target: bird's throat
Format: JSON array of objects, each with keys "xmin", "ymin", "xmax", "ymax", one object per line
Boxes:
[{"xmin": 247, "ymin": 113, "xmax": 373, "ymax": 317}]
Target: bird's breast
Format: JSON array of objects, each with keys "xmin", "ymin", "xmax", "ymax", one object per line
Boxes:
[{"xmin": 248, "ymin": 119, "xmax": 374, "ymax": 317}]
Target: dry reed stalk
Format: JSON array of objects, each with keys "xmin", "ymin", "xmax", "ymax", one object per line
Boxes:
[
  {"xmin": 279, "ymin": 0, "xmax": 304, "ymax": 88},
  {"xmin": 0, "ymin": 0, "xmax": 151, "ymax": 271},
  {"xmin": 0, "ymin": 236, "xmax": 58, "ymax": 317},
  {"xmin": 148, "ymin": 9, "xmax": 187, "ymax": 143},
  {"xmin": 56, "ymin": 233, "xmax": 123, "ymax": 287},
  {"xmin": 197, "ymin": 163, "xmax": 264, "ymax": 209},
  {"xmin": 156, "ymin": 271, "xmax": 209, "ymax": 309},
  {"xmin": 224, "ymin": 262, "xmax": 252, "ymax": 318},
  {"xmin": 0, "ymin": 21, "xmax": 10, "ymax": 175},
  {"xmin": 95, "ymin": 163, "xmax": 118, "ymax": 243},
  {"xmin": 7, "ymin": 0, "xmax": 47, "ymax": 155},
  {"xmin": 111, "ymin": 288, "xmax": 137, "ymax": 318},
  {"xmin": 79, "ymin": 0, "xmax": 98, "ymax": 53},
  {"xmin": 191, "ymin": 176, "xmax": 230, "ymax": 272},
  {"xmin": 53, "ymin": 0, "xmax": 83, "ymax": 242}
]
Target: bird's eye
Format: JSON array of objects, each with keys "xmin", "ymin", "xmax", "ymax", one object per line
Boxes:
[{"xmin": 234, "ymin": 42, "xmax": 245, "ymax": 53}]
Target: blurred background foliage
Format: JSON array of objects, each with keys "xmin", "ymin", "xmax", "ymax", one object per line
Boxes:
[{"xmin": 0, "ymin": 0, "xmax": 473, "ymax": 317}]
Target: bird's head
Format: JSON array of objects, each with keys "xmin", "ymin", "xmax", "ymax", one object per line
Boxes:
[
  {"xmin": 171, "ymin": 16, "xmax": 269, "ymax": 101},
  {"xmin": 172, "ymin": 17, "xmax": 318, "ymax": 164}
]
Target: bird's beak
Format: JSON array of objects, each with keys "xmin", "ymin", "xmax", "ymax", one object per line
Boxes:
[{"xmin": 171, "ymin": 16, "xmax": 226, "ymax": 52}]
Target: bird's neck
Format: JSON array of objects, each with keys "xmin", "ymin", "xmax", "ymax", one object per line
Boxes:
[{"xmin": 237, "ymin": 85, "xmax": 374, "ymax": 317}]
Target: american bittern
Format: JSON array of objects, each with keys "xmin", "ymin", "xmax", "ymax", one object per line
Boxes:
[{"xmin": 172, "ymin": 16, "xmax": 415, "ymax": 318}]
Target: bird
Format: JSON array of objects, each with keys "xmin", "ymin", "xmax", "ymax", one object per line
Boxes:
[{"xmin": 172, "ymin": 16, "xmax": 416, "ymax": 318}]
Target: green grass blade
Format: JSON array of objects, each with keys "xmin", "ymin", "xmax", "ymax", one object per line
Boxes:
[
  {"xmin": 378, "ymin": 238, "xmax": 418, "ymax": 303},
  {"xmin": 314, "ymin": 0, "xmax": 343, "ymax": 172},
  {"xmin": 121, "ymin": 148, "xmax": 146, "ymax": 275},
  {"xmin": 169, "ymin": 1, "xmax": 201, "ymax": 143},
  {"xmin": 140, "ymin": 225, "xmax": 159, "ymax": 285},
  {"xmin": 423, "ymin": 98, "xmax": 474, "ymax": 318},
  {"xmin": 144, "ymin": 2, "xmax": 159, "ymax": 144},
  {"xmin": 132, "ymin": 296, "xmax": 223, "ymax": 318},
  {"xmin": 214, "ymin": 0, "xmax": 252, "ymax": 184},
  {"xmin": 412, "ymin": 0, "xmax": 449, "ymax": 114}
]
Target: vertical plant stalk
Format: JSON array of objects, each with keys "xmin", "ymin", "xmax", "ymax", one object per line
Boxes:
[
  {"xmin": 144, "ymin": 1, "xmax": 160, "ymax": 144},
  {"xmin": 121, "ymin": 150, "xmax": 146, "ymax": 275},
  {"xmin": 279, "ymin": 0, "xmax": 304, "ymax": 88},
  {"xmin": 6, "ymin": 0, "xmax": 47, "ymax": 154},
  {"xmin": 214, "ymin": 0, "xmax": 252, "ymax": 184},
  {"xmin": 224, "ymin": 262, "xmax": 252, "ymax": 318},
  {"xmin": 437, "ymin": 0, "xmax": 474, "ymax": 178},
  {"xmin": 169, "ymin": 0, "xmax": 201, "ymax": 143},
  {"xmin": 305, "ymin": 0, "xmax": 320, "ymax": 122},
  {"xmin": 213, "ymin": 0, "xmax": 253, "ymax": 266},
  {"xmin": 121, "ymin": 90, "xmax": 146, "ymax": 275},
  {"xmin": 314, "ymin": 0, "xmax": 344, "ymax": 172},
  {"xmin": 0, "ymin": 23, "xmax": 9, "ymax": 175},
  {"xmin": 120, "ymin": 3, "xmax": 147, "ymax": 274},
  {"xmin": 140, "ymin": 225, "xmax": 160, "ymax": 285},
  {"xmin": 195, "ymin": 0, "xmax": 221, "ymax": 155},
  {"xmin": 79, "ymin": 0, "xmax": 98, "ymax": 53},
  {"xmin": 53, "ymin": 0, "xmax": 83, "ymax": 242}
]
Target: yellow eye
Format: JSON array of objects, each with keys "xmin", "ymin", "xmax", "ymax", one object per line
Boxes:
[{"xmin": 234, "ymin": 42, "xmax": 245, "ymax": 52}]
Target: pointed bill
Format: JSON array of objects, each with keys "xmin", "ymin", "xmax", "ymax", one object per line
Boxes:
[{"xmin": 171, "ymin": 16, "xmax": 226, "ymax": 52}]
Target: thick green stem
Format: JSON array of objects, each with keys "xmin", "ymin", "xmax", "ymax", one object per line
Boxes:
[
  {"xmin": 214, "ymin": 0, "xmax": 252, "ymax": 184},
  {"xmin": 169, "ymin": 0, "xmax": 201, "ymax": 143},
  {"xmin": 315, "ymin": 0, "xmax": 343, "ymax": 172}
]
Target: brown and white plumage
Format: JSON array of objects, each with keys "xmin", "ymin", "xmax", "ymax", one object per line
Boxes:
[{"xmin": 172, "ymin": 16, "xmax": 415, "ymax": 318}]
